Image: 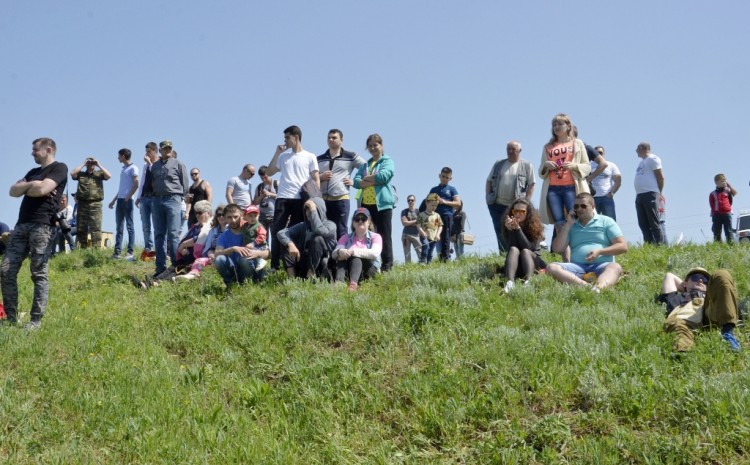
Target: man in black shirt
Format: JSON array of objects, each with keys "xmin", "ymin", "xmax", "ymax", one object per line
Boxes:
[{"xmin": 1, "ymin": 138, "xmax": 68, "ymax": 329}]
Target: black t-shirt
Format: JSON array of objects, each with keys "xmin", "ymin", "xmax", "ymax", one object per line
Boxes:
[{"xmin": 17, "ymin": 161, "xmax": 68, "ymax": 225}]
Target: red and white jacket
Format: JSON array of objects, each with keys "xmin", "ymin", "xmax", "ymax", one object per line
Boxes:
[{"xmin": 709, "ymin": 187, "xmax": 733, "ymax": 216}]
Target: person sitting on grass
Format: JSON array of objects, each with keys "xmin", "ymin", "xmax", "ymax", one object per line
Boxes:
[
  {"xmin": 213, "ymin": 203, "xmax": 269, "ymax": 287},
  {"xmin": 546, "ymin": 192, "xmax": 628, "ymax": 292},
  {"xmin": 658, "ymin": 267, "xmax": 742, "ymax": 353},
  {"xmin": 240, "ymin": 204, "xmax": 268, "ymax": 273},
  {"xmin": 332, "ymin": 207, "xmax": 382, "ymax": 291},
  {"xmin": 500, "ymin": 198, "xmax": 546, "ymax": 293},
  {"xmin": 176, "ymin": 204, "xmax": 227, "ymax": 281},
  {"xmin": 277, "ymin": 197, "xmax": 337, "ymax": 280},
  {"xmin": 417, "ymin": 193, "xmax": 443, "ymax": 264}
]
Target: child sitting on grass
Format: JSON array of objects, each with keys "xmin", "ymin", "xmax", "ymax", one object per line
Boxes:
[{"xmin": 241, "ymin": 205, "xmax": 268, "ymax": 271}]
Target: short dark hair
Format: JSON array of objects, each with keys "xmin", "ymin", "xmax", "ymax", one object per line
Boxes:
[
  {"xmin": 118, "ymin": 148, "xmax": 132, "ymax": 160},
  {"xmin": 224, "ymin": 204, "xmax": 242, "ymax": 215},
  {"xmin": 365, "ymin": 133, "xmax": 383, "ymax": 149},
  {"xmin": 284, "ymin": 125, "xmax": 302, "ymax": 141},
  {"xmin": 575, "ymin": 192, "xmax": 595, "ymax": 203},
  {"xmin": 33, "ymin": 138, "xmax": 56, "ymax": 151},
  {"xmin": 328, "ymin": 129, "xmax": 343, "ymax": 139},
  {"xmin": 441, "ymin": 167, "xmax": 452, "ymax": 175},
  {"xmin": 258, "ymin": 165, "xmax": 269, "ymax": 176},
  {"xmin": 145, "ymin": 142, "xmax": 158, "ymax": 151}
]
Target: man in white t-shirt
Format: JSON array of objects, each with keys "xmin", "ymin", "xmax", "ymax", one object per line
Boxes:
[
  {"xmin": 225, "ymin": 164, "xmax": 255, "ymax": 209},
  {"xmin": 634, "ymin": 141, "xmax": 665, "ymax": 244},
  {"xmin": 109, "ymin": 148, "xmax": 140, "ymax": 260},
  {"xmin": 265, "ymin": 125, "xmax": 320, "ymax": 270},
  {"xmin": 590, "ymin": 146, "xmax": 621, "ymax": 221}
]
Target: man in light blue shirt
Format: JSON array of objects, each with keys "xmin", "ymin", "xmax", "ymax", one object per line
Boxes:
[
  {"xmin": 547, "ymin": 192, "xmax": 628, "ymax": 291},
  {"xmin": 109, "ymin": 148, "xmax": 139, "ymax": 260}
]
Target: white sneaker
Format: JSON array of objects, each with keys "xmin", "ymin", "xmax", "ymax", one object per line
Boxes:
[
  {"xmin": 523, "ymin": 279, "xmax": 532, "ymax": 287},
  {"xmin": 175, "ymin": 273, "xmax": 197, "ymax": 281},
  {"xmin": 256, "ymin": 258, "xmax": 267, "ymax": 271},
  {"xmin": 503, "ymin": 280, "xmax": 515, "ymax": 293},
  {"xmin": 125, "ymin": 254, "xmax": 136, "ymax": 262},
  {"xmin": 590, "ymin": 284, "xmax": 601, "ymax": 294}
]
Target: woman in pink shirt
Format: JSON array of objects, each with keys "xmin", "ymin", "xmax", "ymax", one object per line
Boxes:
[{"xmin": 332, "ymin": 207, "xmax": 383, "ymax": 291}]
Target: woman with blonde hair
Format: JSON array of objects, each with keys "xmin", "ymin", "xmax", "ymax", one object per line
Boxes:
[{"xmin": 538, "ymin": 114, "xmax": 591, "ymax": 252}]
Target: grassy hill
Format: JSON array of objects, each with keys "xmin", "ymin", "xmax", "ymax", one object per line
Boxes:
[{"xmin": 1, "ymin": 243, "xmax": 749, "ymax": 464}]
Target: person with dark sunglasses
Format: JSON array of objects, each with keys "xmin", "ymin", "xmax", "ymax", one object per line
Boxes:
[
  {"xmin": 546, "ymin": 192, "xmax": 628, "ymax": 292},
  {"xmin": 658, "ymin": 267, "xmax": 741, "ymax": 353},
  {"xmin": 332, "ymin": 207, "xmax": 382, "ymax": 291}
]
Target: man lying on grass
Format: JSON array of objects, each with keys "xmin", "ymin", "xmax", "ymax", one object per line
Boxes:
[
  {"xmin": 658, "ymin": 267, "xmax": 742, "ymax": 353},
  {"xmin": 546, "ymin": 192, "xmax": 628, "ymax": 292}
]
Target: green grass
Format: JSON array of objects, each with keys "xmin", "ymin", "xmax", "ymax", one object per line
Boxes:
[{"xmin": 1, "ymin": 243, "xmax": 749, "ymax": 464}]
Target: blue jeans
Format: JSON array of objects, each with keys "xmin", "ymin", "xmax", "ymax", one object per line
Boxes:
[
  {"xmin": 438, "ymin": 212, "xmax": 453, "ymax": 261},
  {"xmin": 420, "ymin": 237, "xmax": 437, "ymax": 263},
  {"xmin": 594, "ymin": 196, "xmax": 617, "ymax": 221},
  {"xmin": 487, "ymin": 203, "xmax": 509, "ymax": 253},
  {"xmin": 152, "ymin": 194, "xmax": 183, "ymax": 273},
  {"xmin": 215, "ymin": 255, "xmax": 265, "ymax": 285},
  {"xmin": 325, "ymin": 199, "xmax": 351, "ymax": 242},
  {"xmin": 556, "ymin": 261, "xmax": 611, "ymax": 279},
  {"xmin": 547, "ymin": 185, "xmax": 576, "ymax": 224},
  {"xmin": 139, "ymin": 196, "xmax": 155, "ymax": 251},
  {"xmin": 114, "ymin": 198, "xmax": 135, "ymax": 256}
]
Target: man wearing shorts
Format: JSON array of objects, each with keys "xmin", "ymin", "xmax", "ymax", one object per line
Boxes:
[{"xmin": 546, "ymin": 192, "xmax": 628, "ymax": 292}]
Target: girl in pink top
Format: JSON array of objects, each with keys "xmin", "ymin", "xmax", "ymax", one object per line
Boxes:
[{"xmin": 332, "ymin": 207, "xmax": 383, "ymax": 291}]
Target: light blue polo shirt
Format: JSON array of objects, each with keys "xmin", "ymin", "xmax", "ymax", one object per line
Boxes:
[{"xmin": 568, "ymin": 213, "xmax": 623, "ymax": 264}]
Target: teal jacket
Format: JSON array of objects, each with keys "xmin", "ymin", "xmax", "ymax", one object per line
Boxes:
[{"xmin": 353, "ymin": 154, "xmax": 396, "ymax": 211}]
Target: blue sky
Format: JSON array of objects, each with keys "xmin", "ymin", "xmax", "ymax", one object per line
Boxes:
[{"xmin": 2, "ymin": 1, "xmax": 748, "ymax": 257}]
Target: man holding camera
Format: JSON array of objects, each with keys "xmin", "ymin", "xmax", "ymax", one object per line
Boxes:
[{"xmin": 71, "ymin": 155, "xmax": 112, "ymax": 248}]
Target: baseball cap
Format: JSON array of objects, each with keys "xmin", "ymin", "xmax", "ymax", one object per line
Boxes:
[
  {"xmin": 685, "ymin": 267, "xmax": 710, "ymax": 281},
  {"xmin": 159, "ymin": 140, "xmax": 173, "ymax": 149},
  {"xmin": 243, "ymin": 205, "xmax": 260, "ymax": 215},
  {"xmin": 353, "ymin": 207, "xmax": 371, "ymax": 219},
  {"xmin": 426, "ymin": 193, "xmax": 440, "ymax": 201}
]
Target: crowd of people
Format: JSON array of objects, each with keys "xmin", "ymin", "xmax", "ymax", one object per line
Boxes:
[{"xmin": 0, "ymin": 117, "xmax": 744, "ymax": 354}]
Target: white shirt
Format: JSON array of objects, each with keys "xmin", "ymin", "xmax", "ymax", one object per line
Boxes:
[
  {"xmin": 275, "ymin": 149, "xmax": 319, "ymax": 199},
  {"xmin": 634, "ymin": 154, "xmax": 662, "ymax": 194},
  {"xmin": 591, "ymin": 160, "xmax": 620, "ymax": 197}
]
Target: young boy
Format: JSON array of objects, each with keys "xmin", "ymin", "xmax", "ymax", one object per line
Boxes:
[
  {"xmin": 429, "ymin": 167, "xmax": 461, "ymax": 261},
  {"xmin": 242, "ymin": 205, "xmax": 268, "ymax": 270},
  {"xmin": 417, "ymin": 193, "xmax": 443, "ymax": 264},
  {"xmin": 709, "ymin": 174, "xmax": 737, "ymax": 243}
]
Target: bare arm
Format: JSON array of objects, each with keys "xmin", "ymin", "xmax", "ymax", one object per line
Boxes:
[
  {"xmin": 265, "ymin": 145, "xmax": 286, "ymax": 176},
  {"xmin": 587, "ymin": 156, "xmax": 608, "ymax": 180},
  {"xmin": 97, "ymin": 163, "xmax": 112, "ymax": 181},
  {"xmin": 311, "ymin": 170, "xmax": 320, "ymax": 189},
  {"xmin": 525, "ymin": 182, "xmax": 536, "ymax": 200},
  {"xmin": 654, "ymin": 168, "xmax": 664, "ymax": 193},
  {"xmin": 401, "ymin": 215, "xmax": 416, "ymax": 227},
  {"xmin": 204, "ymin": 181, "xmax": 213, "ymax": 203},
  {"xmin": 225, "ymin": 186, "xmax": 234, "ymax": 204},
  {"xmin": 14, "ymin": 178, "xmax": 59, "ymax": 198},
  {"xmin": 661, "ymin": 272, "xmax": 684, "ymax": 294},
  {"xmin": 610, "ymin": 174, "xmax": 622, "ymax": 197}
]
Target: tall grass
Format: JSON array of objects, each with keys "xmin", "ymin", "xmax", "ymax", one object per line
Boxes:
[{"xmin": 0, "ymin": 242, "xmax": 748, "ymax": 464}]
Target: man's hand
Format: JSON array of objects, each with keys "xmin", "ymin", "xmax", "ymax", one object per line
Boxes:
[
  {"xmin": 109, "ymin": 200, "xmax": 115, "ymax": 209},
  {"xmin": 567, "ymin": 210, "xmax": 578, "ymax": 225},
  {"xmin": 585, "ymin": 249, "xmax": 600, "ymax": 263},
  {"xmin": 321, "ymin": 170, "xmax": 333, "ymax": 181},
  {"xmin": 343, "ymin": 177, "xmax": 353, "ymax": 187},
  {"xmin": 287, "ymin": 243, "xmax": 300, "ymax": 262}
]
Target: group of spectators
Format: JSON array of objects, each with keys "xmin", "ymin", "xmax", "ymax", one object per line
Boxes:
[{"xmin": 0, "ymin": 119, "xmax": 744, "ymax": 353}]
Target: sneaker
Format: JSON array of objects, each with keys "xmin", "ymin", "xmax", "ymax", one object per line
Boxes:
[
  {"xmin": 256, "ymin": 258, "xmax": 267, "ymax": 271},
  {"xmin": 523, "ymin": 279, "xmax": 532, "ymax": 287},
  {"xmin": 590, "ymin": 284, "xmax": 601, "ymax": 294},
  {"xmin": 23, "ymin": 320, "xmax": 41, "ymax": 331},
  {"xmin": 111, "ymin": 254, "xmax": 121, "ymax": 260},
  {"xmin": 125, "ymin": 254, "xmax": 136, "ymax": 262},
  {"xmin": 503, "ymin": 280, "xmax": 515, "ymax": 293},
  {"xmin": 722, "ymin": 331, "xmax": 741, "ymax": 352},
  {"xmin": 348, "ymin": 282, "xmax": 359, "ymax": 292},
  {"xmin": 175, "ymin": 273, "xmax": 197, "ymax": 281}
]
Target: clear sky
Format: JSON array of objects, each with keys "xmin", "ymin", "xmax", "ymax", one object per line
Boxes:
[{"xmin": 2, "ymin": 1, "xmax": 748, "ymax": 257}]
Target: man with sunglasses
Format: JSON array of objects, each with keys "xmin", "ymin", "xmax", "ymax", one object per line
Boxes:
[
  {"xmin": 225, "ymin": 164, "xmax": 255, "ymax": 209},
  {"xmin": 547, "ymin": 192, "xmax": 628, "ymax": 291},
  {"xmin": 658, "ymin": 267, "xmax": 741, "ymax": 353}
]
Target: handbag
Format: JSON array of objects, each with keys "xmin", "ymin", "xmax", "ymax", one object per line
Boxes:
[{"xmin": 460, "ymin": 232, "xmax": 475, "ymax": 245}]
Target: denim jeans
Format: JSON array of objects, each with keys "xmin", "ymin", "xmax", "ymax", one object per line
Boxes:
[
  {"xmin": 1, "ymin": 223, "xmax": 54, "ymax": 323},
  {"xmin": 547, "ymin": 185, "xmax": 576, "ymax": 224},
  {"xmin": 438, "ymin": 212, "xmax": 453, "ymax": 261},
  {"xmin": 712, "ymin": 214, "xmax": 733, "ymax": 242},
  {"xmin": 114, "ymin": 198, "xmax": 136, "ymax": 256},
  {"xmin": 420, "ymin": 237, "xmax": 437, "ymax": 263},
  {"xmin": 152, "ymin": 194, "xmax": 183, "ymax": 273},
  {"xmin": 594, "ymin": 196, "xmax": 617, "ymax": 221},
  {"xmin": 139, "ymin": 196, "xmax": 155, "ymax": 251},
  {"xmin": 487, "ymin": 203, "xmax": 509, "ymax": 253},
  {"xmin": 325, "ymin": 199, "xmax": 351, "ymax": 241},
  {"xmin": 215, "ymin": 255, "xmax": 265, "ymax": 285}
]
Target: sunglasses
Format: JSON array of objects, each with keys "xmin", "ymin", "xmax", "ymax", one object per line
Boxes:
[
  {"xmin": 511, "ymin": 209, "xmax": 527, "ymax": 216},
  {"xmin": 190, "ymin": 172, "xmax": 199, "ymax": 176},
  {"xmin": 408, "ymin": 199, "xmax": 415, "ymax": 202},
  {"xmin": 573, "ymin": 204, "xmax": 590, "ymax": 210},
  {"xmin": 688, "ymin": 274, "xmax": 709, "ymax": 284},
  {"xmin": 353, "ymin": 216, "xmax": 368, "ymax": 222},
  {"xmin": 216, "ymin": 212, "xmax": 224, "ymax": 217}
]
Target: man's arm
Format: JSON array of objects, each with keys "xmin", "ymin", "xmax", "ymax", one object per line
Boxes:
[
  {"xmin": 127, "ymin": 174, "xmax": 140, "ymax": 201},
  {"xmin": 70, "ymin": 161, "xmax": 86, "ymax": 179},
  {"xmin": 311, "ymin": 170, "xmax": 320, "ymax": 189},
  {"xmin": 610, "ymin": 174, "xmax": 622, "ymax": 197},
  {"xmin": 525, "ymin": 182, "xmax": 536, "ymax": 200},
  {"xmin": 265, "ymin": 145, "xmax": 286, "ymax": 177},
  {"xmin": 25, "ymin": 178, "xmax": 60, "ymax": 197},
  {"xmin": 440, "ymin": 193, "xmax": 461, "ymax": 209},
  {"xmin": 204, "ymin": 181, "xmax": 213, "ymax": 203},
  {"xmin": 654, "ymin": 168, "xmax": 664, "ymax": 193},
  {"xmin": 587, "ymin": 156, "xmax": 609, "ymax": 180},
  {"xmin": 661, "ymin": 272, "xmax": 684, "ymax": 294},
  {"xmin": 225, "ymin": 185, "xmax": 234, "ymax": 204},
  {"xmin": 97, "ymin": 162, "xmax": 112, "ymax": 180}
]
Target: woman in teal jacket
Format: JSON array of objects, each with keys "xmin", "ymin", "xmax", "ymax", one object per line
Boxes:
[{"xmin": 353, "ymin": 134, "xmax": 396, "ymax": 271}]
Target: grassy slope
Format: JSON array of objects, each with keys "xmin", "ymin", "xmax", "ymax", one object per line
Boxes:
[{"xmin": 0, "ymin": 243, "xmax": 749, "ymax": 464}]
